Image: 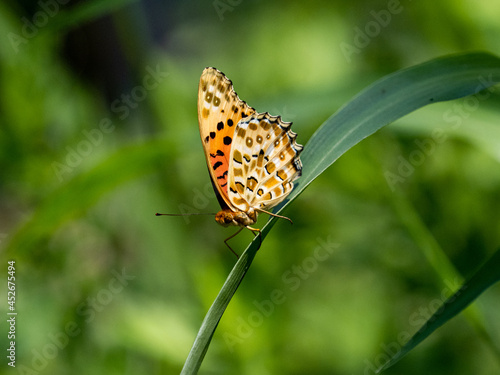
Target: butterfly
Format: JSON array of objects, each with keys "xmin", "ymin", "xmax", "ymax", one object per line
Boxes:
[{"xmin": 197, "ymin": 67, "xmax": 303, "ymax": 251}]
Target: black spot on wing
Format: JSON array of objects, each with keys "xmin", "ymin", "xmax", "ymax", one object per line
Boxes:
[
  {"xmin": 223, "ymin": 136, "xmax": 232, "ymax": 145},
  {"xmin": 217, "ymin": 121, "xmax": 224, "ymax": 131},
  {"xmin": 217, "ymin": 170, "xmax": 228, "ymax": 179}
]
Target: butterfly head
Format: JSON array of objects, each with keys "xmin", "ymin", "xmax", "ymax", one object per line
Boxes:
[{"xmin": 215, "ymin": 208, "xmax": 257, "ymax": 228}]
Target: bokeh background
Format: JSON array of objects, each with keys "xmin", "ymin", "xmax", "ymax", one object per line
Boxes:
[{"xmin": 1, "ymin": 0, "xmax": 500, "ymax": 374}]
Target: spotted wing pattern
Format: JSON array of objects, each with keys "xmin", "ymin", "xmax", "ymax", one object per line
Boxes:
[
  {"xmin": 227, "ymin": 112, "xmax": 302, "ymax": 212},
  {"xmin": 198, "ymin": 67, "xmax": 302, "ymax": 220},
  {"xmin": 198, "ymin": 67, "xmax": 255, "ymax": 207}
]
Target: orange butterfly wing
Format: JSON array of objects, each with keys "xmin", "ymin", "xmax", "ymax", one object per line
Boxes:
[{"xmin": 198, "ymin": 67, "xmax": 256, "ymax": 208}]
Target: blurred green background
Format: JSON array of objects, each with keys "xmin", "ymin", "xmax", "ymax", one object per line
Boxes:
[{"xmin": 1, "ymin": 0, "xmax": 500, "ymax": 374}]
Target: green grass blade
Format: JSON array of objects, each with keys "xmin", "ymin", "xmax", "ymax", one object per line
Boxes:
[
  {"xmin": 287, "ymin": 51, "xmax": 500, "ymax": 206},
  {"xmin": 378, "ymin": 247, "xmax": 500, "ymax": 372},
  {"xmin": 181, "ymin": 52, "xmax": 500, "ymax": 373},
  {"xmin": 180, "ymin": 240, "xmax": 260, "ymax": 375}
]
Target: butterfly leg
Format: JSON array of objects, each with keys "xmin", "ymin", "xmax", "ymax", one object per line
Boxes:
[
  {"xmin": 255, "ymin": 208, "xmax": 293, "ymax": 225},
  {"xmin": 245, "ymin": 226, "xmax": 262, "ymax": 251},
  {"xmin": 224, "ymin": 227, "xmax": 245, "ymax": 258},
  {"xmin": 224, "ymin": 226, "xmax": 263, "ymax": 258}
]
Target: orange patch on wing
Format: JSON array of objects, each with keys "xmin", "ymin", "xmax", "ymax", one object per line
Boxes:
[{"xmin": 198, "ymin": 67, "xmax": 255, "ymax": 200}]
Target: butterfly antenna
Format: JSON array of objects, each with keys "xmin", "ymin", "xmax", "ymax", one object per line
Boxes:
[
  {"xmin": 155, "ymin": 212, "xmax": 217, "ymax": 216},
  {"xmin": 255, "ymin": 208, "xmax": 293, "ymax": 225}
]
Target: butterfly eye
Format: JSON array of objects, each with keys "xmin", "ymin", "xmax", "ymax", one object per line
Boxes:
[
  {"xmin": 205, "ymin": 92, "xmax": 213, "ymax": 102},
  {"xmin": 213, "ymin": 97, "xmax": 221, "ymax": 106},
  {"xmin": 256, "ymin": 135, "xmax": 263, "ymax": 144},
  {"xmin": 246, "ymin": 137, "xmax": 253, "ymax": 147}
]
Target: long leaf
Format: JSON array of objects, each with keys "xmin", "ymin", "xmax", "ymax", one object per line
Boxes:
[
  {"xmin": 378, "ymin": 247, "xmax": 500, "ymax": 372},
  {"xmin": 181, "ymin": 52, "xmax": 500, "ymax": 373}
]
